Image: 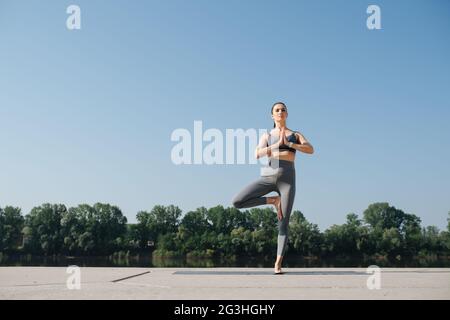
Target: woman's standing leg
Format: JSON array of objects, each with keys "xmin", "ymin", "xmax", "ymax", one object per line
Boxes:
[{"xmin": 274, "ymin": 169, "xmax": 296, "ymax": 272}]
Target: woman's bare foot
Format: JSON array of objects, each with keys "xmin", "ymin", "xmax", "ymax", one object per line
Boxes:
[
  {"xmin": 274, "ymin": 255, "xmax": 284, "ymax": 274},
  {"xmin": 267, "ymin": 196, "xmax": 283, "ymax": 221},
  {"xmin": 274, "ymin": 261, "xmax": 283, "ymax": 274},
  {"xmin": 273, "ymin": 196, "xmax": 283, "ymax": 221}
]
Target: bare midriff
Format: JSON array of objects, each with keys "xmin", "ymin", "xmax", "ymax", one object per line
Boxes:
[{"xmin": 269, "ymin": 150, "xmax": 295, "ymax": 162}]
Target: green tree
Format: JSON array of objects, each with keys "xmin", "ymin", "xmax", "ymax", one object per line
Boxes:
[
  {"xmin": 155, "ymin": 233, "xmax": 179, "ymax": 256},
  {"xmin": 248, "ymin": 208, "xmax": 278, "ymax": 233},
  {"xmin": 421, "ymin": 226, "xmax": 441, "ymax": 254},
  {"xmin": 61, "ymin": 203, "xmax": 127, "ymax": 254},
  {"xmin": 447, "ymin": 211, "xmax": 450, "ymax": 232},
  {"xmin": 364, "ymin": 203, "xmax": 407, "ymax": 230},
  {"xmin": 124, "ymin": 224, "xmax": 142, "ymax": 251},
  {"xmin": 288, "ymin": 211, "xmax": 323, "ymax": 256},
  {"xmin": 135, "ymin": 210, "xmax": 157, "ymax": 249},
  {"xmin": 250, "ymin": 228, "xmax": 274, "ymax": 254},
  {"xmin": 323, "ymin": 213, "xmax": 371, "ymax": 256},
  {"xmin": 363, "ymin": 202, "xmax": 424, "ymax": 256},
  {"xmin": 443, "ymin": 212, "xmax": 450, "ymax": 253},
  {"xmin": 181, "ymin": 208, "xmax": 209, "ymax": 235},
  {"xmin": 176, "ymin": 208, "xmax": 210, "ymax": 254},
  {"xmin": 60, "ymin": 206, "xmax": 84, "ymax": 254},
  {"xmin": 363, "ymin": 203, "xmax": 389, "ymax": 229},
  {"xmin": 380, "ymin": 227, "xmax": 402, "ymax": 256},
  {"xmin": 230, "ymin": 227, "xmax": 253, "ymax": 255},
  {"xmin": 93, "ymin": 203, "xmax": 127, "ymax": 252},
  {"xmin": 136, "ymin": 205, "xmax": 182, "ymax": 249},
  {"xmin": 207, "ymin": 205, "xmax": 251, "ymax": 234},
  {"xmin": 401, "ymin": 213, "xmax": 422, "ymax": 256},
  {"xmin": 24, "ymin": 204, "xmax": 67, "ymax": 255},
  {"xmin": 153, "ymin": 205, "xmax": 182, "ymax": 235},
  {"xmin": 68, "ymin": 204, "xmax": 96, "ymax": 254},
  {"xmin": 91, "ymin": 203, "xmax": 127, "ymax": 254},
  {"xmin": 0, "ymin": 206, "xmax": 24, "ymax": 252},
  {"xmin": 215, "ymin": 233, "xmax": 232, "ymax": 256}
]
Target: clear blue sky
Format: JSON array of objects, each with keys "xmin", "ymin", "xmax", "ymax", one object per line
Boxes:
[{"xmin": 1, "ymin": 0, "xmax": 449, "ymax": 231}]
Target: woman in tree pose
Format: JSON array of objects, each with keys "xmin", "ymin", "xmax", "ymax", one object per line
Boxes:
[{"xmin": 232, "ymin": 102, "xmax": 314, "ymax": 274}]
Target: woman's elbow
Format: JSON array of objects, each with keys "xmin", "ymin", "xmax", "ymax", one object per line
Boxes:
[
  {"xmin": 303, "ymin": 144, "xmax": 314, "ymax": 154},
  {"xmin": 255, "ymin": 148, "xmax": 261, "ymax": 159}
]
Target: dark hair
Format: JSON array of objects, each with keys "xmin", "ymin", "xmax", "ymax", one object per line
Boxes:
[{"xmin": 271, "ymin": 102, "xmax": 287, "ymax": 128}]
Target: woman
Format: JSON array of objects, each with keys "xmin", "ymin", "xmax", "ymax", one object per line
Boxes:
[{"xmin": 231, "ymin": 102, "xmax": 314, "ymax": 274}]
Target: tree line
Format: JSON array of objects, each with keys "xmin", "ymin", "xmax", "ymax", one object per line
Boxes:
[{"xmin": 0, "ymin": 202, "xmax": 449, "ymax": 259}]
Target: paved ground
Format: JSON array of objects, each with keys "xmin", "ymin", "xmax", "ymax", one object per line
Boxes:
[{"xmin": 0, "ymin": 267, "xmax": 449, "ymax": 299}]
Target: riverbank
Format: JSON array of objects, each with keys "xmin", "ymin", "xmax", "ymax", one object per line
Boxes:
[{"xmin": 1, "ymin": 252, "xmax": 450, "ymax": 268}]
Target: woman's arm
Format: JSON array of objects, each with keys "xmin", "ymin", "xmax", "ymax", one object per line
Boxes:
[
  {"xmin": 255, "ymin": 132, "xmax": 281, "ymax": 159},
  {"xmin": 291, "ymin": 132, "xmax": 314, "ymax": 154}
]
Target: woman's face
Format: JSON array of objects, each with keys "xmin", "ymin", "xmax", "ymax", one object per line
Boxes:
[{"xmin": 272, "ymin": 104, "xmax": 288, "ymax": 122}]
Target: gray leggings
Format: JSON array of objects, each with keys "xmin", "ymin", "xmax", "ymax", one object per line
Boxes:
[{"xmin": 231, "ymin": 160, "xmax": 296, "ymax": 256}]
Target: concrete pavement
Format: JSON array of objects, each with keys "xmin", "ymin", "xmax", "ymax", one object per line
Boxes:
[{"xmin": 0, "ymin": 267, "xmax": 449, "ymax": 299}]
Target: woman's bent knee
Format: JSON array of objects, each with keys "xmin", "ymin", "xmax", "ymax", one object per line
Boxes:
[{"xmin": 232, "ymin": 196, "xmax": 244, "ymax": 208}]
